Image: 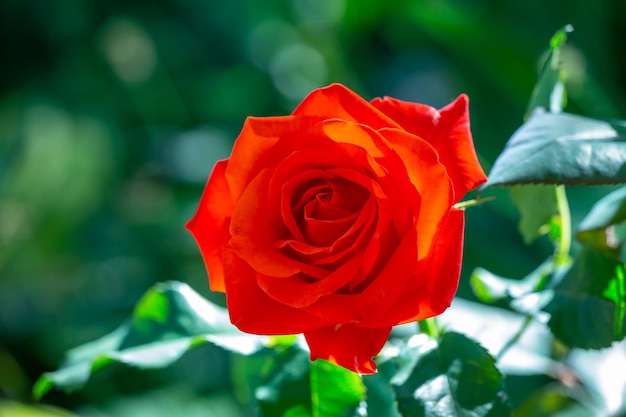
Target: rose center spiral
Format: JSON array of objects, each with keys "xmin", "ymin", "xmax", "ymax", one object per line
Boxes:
[{"xmin": 288, "ymin": 177, "xmax": 369, "ymax": 248}]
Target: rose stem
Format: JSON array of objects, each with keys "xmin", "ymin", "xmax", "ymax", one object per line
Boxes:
[{"xmin": 497, "ymin": 185, "xmax": 572, "ymax": 361}]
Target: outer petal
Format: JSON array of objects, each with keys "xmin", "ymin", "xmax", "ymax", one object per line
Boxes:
[
  {"xmin": 371, "ymin": 94, "xmax": 487, "ymax": 201},
  {"xmin": 378, "ymin": 127, "xmax": 453, "ymax": 260},
  {"xmin": 304, "ymin": 324, "xmax": 391, "ymax": 374},
  {"xmin": 293, "ymin": 83, "xmax": 402, "ymax": 131},
  {"xmin": 222, "ymin": 242, "xmax": 331, "ymax": 334},
  {"xmin": 363, "ymin": 208, "xmax": 465, "ymax": 327},
  {"xmin": 186, "ymin": 160, "xmax": 232, "ymax": 292},
  {"xmin": 225, "ymin": 115, "xmax": 323, "ymax": 201}
]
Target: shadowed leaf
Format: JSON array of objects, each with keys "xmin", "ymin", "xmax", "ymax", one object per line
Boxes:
[
  {"xmin": 33, "ymin": 282, "xmax": 264, "ymax": 399},
  {"xmin": 485, "ymin": 110, "xmax": 626, "ymax": 187},
  {"xmin": 392, "ymin": 332, "xmax": 510, "ymax": 417}
]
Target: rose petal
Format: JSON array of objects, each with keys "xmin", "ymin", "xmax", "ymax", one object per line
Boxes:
[
  {"xmin": 268, "ymin": 144, "xmax": 374, "ymax": 242},
  {"xmin": 319, "ymin": 119, "xmax": 389, "ymax": 159},
  {"xmin": 371, "ymin": 94, "xmax": 487, "ymax": 200},
  {"xmin": 370, "ymin": 96, "xmax": 438, "ymax": 140},
  {"xmin": 350, "ymin": 221, "xmax": 401, "ymax": 292},
  {"xmin": 225, "ymin": 115, "xmax": 324, "ymax": 201},
  {"xmin": 363, "ymin": 208, "xmax": 465, "ymax": 327},
  {"xmin": 268, "ymin": 142, "xmax": 400, "ymax": 268},
  {"xmin": 303, "ymin": 228, "xmax": 419, "ymax": 324},
  {"xmin": 222, "ymin": 243, "xmax": 331, "ymax": 334},
  {"xmin": 304, "ymin": 324, "xmax": 391, "ymax": 374},
  {"xmin": 436, "ymin": 96, "xmax": 488, "ymax": 198},
  {"xmin": 257, "ymin": 250, "xmax": 363, "ymax": 307},
  {"xmin": 230, "ymin": 169, "xmax": 330, "ymax": 279},
  {"xmin": 293, "ymin": 83, "xmax": 402, "ymax": 131},
  {"xmin": 302, "ymin": 207, "xmax": 358, "ymax": 247},
  {"xmin": 379, "ymin": 128, "xmax": 453, "ymax": 260},
  {"xmin": 316, "ymin": 121, "xmax": 420, "ymax": 236},
  {"xmin": 186, "ymin": 159, "xmax": 232, "ymax": 292},
  {"xmin": 276, "ymin": 196, "xmax": 375, "ymax": 267}
]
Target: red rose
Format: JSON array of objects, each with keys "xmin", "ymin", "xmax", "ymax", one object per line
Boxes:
[{"xmin": 187, "ymin": 84, "xmax": 486, "ymax": 374}]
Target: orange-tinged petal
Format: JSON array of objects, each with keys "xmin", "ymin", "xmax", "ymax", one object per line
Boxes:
[
  {"xmin": 320, "ymin": 119, "xmax": 389, "ymax": 159},
  {"xmin": 222, "ymin": 244, "xmax": 331, "ymax": 334},
  {"xmin": 293, "ymin": 83, "xmax": 402, "ymax": 131},
  {"xmin": 304, "ymin": 324, "xmax": 391, "ymax": 374},
  {"xmin": 225, "ymin": 115, "xmax": 323, "ymax": 201},
  {"xmin": 379, "ymin": 128, "xmax": 453, "ymax": 260},
  {"xmin": 186, "ymin": 160, "xmax": 232, "ymax": 292},
  {"xmin": 363, "ymin": 208, "xmax": 465, "ymax": 327},
  {"xmin": 371, "ymin": 94, "xmax": 487, "ymax": 200}
]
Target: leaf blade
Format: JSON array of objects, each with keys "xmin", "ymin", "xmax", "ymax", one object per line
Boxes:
[
  {"xmin": 392, "ymin": 332, "xmax": 510, "ymax": 417},
  {"xmin": 485, "ymin": 110, "xmax": 626, "ymax": 187},
  {"xmin": 33, "ymin": 281, "xmax": 264, "ymax": 399},
  {"xmin": 310, "ymin": 360, "xmax": 365, "ymax": 417}
]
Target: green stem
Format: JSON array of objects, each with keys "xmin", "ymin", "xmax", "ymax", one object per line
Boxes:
[
  {"xmin": 418, "ymin": 317, "xmax": 440, "ymax": 340},
  {"xmin": 499, "ymin": 185, "xmax": 571, "ymax": 361},
  {"xmin": 554, "ymin": 185, "xmax": 572, "ymax": 266},
  {"xmin": 497, "ymin": 316, "xmax": 533, "ymax": 360}
]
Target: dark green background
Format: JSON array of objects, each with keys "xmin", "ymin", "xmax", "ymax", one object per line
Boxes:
[{"xmin": 1, "ymin": 0, "xmax": 625, "ymax": 415}]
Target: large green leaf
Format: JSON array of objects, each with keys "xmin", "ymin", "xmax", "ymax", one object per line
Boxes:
[
  {"xmin": 33, "ymin": 281, "xmax": 264, "ymax": 399},
  {"xmin": 509, "ymin": 185, "xmax": 557, "ymax": 244},
  {"xmin": 485, "ymin": 110, "xmax": 626, "ymax": 187},
  {"xmin": 311, "ymin": 360, "xmax": 365, "ymax": 417},
  {"xmin": 576, "ymin": 186, "xmax": 626, "ymax": 261},
  {"xmin": 544, "ymin": 294, "xmax": 617, "ymax": 349},
  {"xmin": 543, "ymin": 247, "xmax": 626, "ymax": 348},
  {"xmin": 362, "ymin": 360, "xmax": 403, "ymax": 417},
  {"xmin": 506, "ymin": 27, "xmax": 568, "ymax": 245},
  {"xmin": 256, "ymin": 347, "xmax": 365, "ymax": 417},
  {"xmin": 484, "ymin": 26, "xmax": 626, "ymax": 188},
  {"xmin": 512, "ymin": 383, "xmax": 593, "ymax": 417},
  {"xmin": 392, "ymin": 332, "xmax": 510, "ymax": 417},
  {"xmin": 256, "ymin": 346, "xmax": 312, "ymax": 417}
]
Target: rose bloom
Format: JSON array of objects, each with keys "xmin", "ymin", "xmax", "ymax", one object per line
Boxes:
[{"xmin": 187, "ymin": 84, "xmax": 486, "ymax": 374}]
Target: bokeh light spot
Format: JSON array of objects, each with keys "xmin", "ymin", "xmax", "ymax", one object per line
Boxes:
[
  {"xmin": 101, "ymin": 19, "xmax": 157, "ymax": 84},
  {"xmin": 270, "ymin": 44, "xmax": 327, "ymax": 102}
]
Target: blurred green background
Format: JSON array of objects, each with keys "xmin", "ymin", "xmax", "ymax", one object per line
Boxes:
[{"xmin": 1, "ymin": 0, "xmax": 625, "ymax": 415}]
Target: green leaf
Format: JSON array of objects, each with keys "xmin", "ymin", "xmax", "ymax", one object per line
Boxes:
[
  {"xmin": 525, "ymin": 25, "xmax": 572, "ymax": 116},
  {"xmin": 470, "ymin": 261, "xmax": 552, "ymax": 304},
  {"xmin": 602, "ymin": 265, "xmax": 626, "ymax": 339},
  {"xmin": 576, "ymin": 186, "xmax": 626, "ymax": 261},
  {"xmin": 485, "ymin": 110, "xmax": 626, "ymax": 187},
  {"xmin": 512, "ymin": 383, "xmax": 592, "ymax": 417},
  {"xmin": 0, "ymin": 401, "xmax": 76, "ymax": 417},
  {"xmin": 267, "ymin": 335, "xmax": 300, "ymax": 348},
  {"xmin": 256, "ymin": 346, "xmax": 312, "ymax": 417},
  {"xmin": 33, "ymin": 281, "xmax": 264, "ymax": 399},
  {"xmin": 509, "ymin": 185, "xmax": 557, "ymax": 244},
  {"xmin": 544, "ymin": 294, "xmax": 617, "ymax": 349},
  {"xmin": 362, "ymin": 360, "xmax": 403, "ymax": 417},
  {"xmin": 310, "ymin": 360, "xmax": 365, "ymax": 417},
  {"xmin": 392, "ymin": 332, "xmax": 510, "ymax": 417},
  {"xmin": 543, "ymin": 247, "xmax": 626, "ymax": 348}
]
